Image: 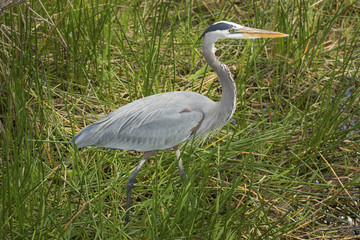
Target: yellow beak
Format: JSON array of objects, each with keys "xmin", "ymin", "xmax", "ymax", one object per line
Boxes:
[{"xmin": 235, "ymin": 28, "xmax": 289, "ymax": 38}]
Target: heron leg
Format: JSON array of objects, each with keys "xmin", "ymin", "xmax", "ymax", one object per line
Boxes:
[
  {"xmin": 173, "ymin": 145, "xmax": 193, "ymax": 204},
  {"xmin": 173, "ymin": 146, "xmax": 184, "ymax": 179},
  {"xmin": 125, "ymin": 151, "xmax": 156, "ymax": 224}
]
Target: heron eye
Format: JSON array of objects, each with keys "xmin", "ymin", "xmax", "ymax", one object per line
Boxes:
[{"xmin": 229, "ymin": 29, "xmax": 235, "ymax": 33}]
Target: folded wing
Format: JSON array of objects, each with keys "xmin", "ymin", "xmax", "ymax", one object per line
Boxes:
[{"xmin": 74, "ymin": 99, "xmax": 204, "ymax": 152}]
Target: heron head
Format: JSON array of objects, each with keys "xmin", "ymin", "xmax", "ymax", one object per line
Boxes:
[{"xmin": 199, "ymin": 21, "xmax": 288, "ymax": 43}]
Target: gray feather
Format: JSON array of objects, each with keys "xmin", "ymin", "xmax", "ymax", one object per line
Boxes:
[{"xmin": 73, "ymin": 91, "xmax": 227, "ymax": 152}]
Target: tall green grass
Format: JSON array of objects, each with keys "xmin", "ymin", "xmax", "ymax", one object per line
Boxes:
[{"xmin": 1, "ymin": 0, "xmax": 359, "ymax": 239}]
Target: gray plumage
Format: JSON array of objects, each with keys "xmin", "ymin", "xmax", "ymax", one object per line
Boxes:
[
  {"xmin": 74, "ymin": 92, "xmax": 226, "ymax": 151},
  {"xmin": 72, "ymin": 21, "xmax": 288, "ymax": 223}
]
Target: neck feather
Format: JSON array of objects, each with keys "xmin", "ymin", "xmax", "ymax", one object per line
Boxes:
[{"xmin": 202, "ymin": 41, "xmax": 237, "ymax": 121}]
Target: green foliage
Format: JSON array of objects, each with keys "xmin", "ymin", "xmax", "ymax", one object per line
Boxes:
[{"xmin": 1, "ymin": 0, "xmax": 359, "ymax": 239}]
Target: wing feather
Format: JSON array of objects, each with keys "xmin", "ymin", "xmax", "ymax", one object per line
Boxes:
[{"xmin": 74, "ymin": 93, "xmax": 206, "ymax": 152}]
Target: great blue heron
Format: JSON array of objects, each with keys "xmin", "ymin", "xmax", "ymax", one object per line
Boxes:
[{"xmin": 73, "ymin": 21, "xmax": 288, "ymax": 223}]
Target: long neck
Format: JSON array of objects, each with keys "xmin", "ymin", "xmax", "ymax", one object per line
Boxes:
[{"xmin": 202, "ymin": 41, "xmax": 237, "ymax": 120}]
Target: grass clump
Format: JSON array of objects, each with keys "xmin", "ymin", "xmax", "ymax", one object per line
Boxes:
[{"xmin": 1, "ymin": 0, "xmax": 359, "ymax": 239}]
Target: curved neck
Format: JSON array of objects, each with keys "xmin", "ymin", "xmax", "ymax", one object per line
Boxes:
[{"xmin": 202, "ymin": 41, "xmax": 236, "ymax": 120}]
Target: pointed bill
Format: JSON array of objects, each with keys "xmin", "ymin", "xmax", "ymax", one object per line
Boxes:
[{"xmin": 233, "ymin": 27, "xmax": 288, "ymax": 38}]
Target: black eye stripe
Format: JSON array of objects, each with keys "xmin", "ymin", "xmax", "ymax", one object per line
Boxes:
[{"xmin": 199, "ymin": 22, "xmax": 235, "ymax": 40}]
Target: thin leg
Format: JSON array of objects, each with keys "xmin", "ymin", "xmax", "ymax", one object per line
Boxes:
[
  {"xmin": 173, "ymin": 146, "xmax": 184, "ymax": 179},
  {"xmin": 173, "ymin": 145, "xmax": 193, "ymax": 203},
  {"xmin": 125, "ymin": 151, "xmax": 155, "ymax": 224}
]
